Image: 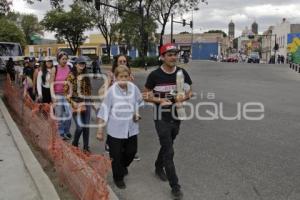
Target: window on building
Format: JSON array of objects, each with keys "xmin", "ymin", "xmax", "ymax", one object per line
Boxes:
[
  {"xmin": 81, "ymin": 48, "xmax": 96, "ymax": 55},
  {"xmin": 58, "ymin": 48, "xmax": 73, "ymax": 56}
]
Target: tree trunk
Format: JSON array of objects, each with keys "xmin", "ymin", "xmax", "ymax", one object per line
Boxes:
[{"xmin": 160, "ymin": 25, "xmax": 166, "ymax": 46}]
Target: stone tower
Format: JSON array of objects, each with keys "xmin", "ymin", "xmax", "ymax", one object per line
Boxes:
[
  {"xmin": 228, "ymin": 20, "xmax": 235, "ymax": 38},
  {"xmin": 252, "ymin": 21, "xmax": 258, "ymax": 35}
]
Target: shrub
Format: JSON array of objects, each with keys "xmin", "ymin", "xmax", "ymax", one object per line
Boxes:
[{"xmin": 130, "ymin": 56, "xmax": 159, "ymax": 68}]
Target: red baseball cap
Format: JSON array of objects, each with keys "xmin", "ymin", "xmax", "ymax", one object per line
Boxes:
[{"xmin": 160, "ymin": 43, "xmax": 179, "ymax": 55}]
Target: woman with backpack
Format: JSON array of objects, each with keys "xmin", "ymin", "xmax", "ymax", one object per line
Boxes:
[{"xmin": 50, "ymin": 52, "xmax": 72, "ymax": 140}]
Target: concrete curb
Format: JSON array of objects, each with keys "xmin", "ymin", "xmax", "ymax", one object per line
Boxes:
[
  {"xmin": 0, "ymin": 97, "xmax": 119, "ymax": 200},
  {"xmin": 108, "ymin": 186, "xmax": 119, "ymax": 200},
  {"xmin": 0, "ymin": 98, "xmax": 60, "ymax": 200}
]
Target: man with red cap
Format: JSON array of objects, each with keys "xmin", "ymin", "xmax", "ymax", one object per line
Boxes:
[{"xmin": 143, "ymin": 43, "xmax": 193, "ymax": 199}]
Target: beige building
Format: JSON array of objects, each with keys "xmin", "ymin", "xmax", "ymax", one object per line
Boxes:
[{"xmin": 24, "ymin": 34, "xmax": 108, "ymax": 58}]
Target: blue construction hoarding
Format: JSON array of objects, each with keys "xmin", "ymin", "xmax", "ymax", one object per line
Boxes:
[
  {"xmin": 192, "ymin": 42, "xmax": 219, "ymax": 60},
  {"xmin": 107, "ymin": 42, "xmax": 219, "ymax": 60}
]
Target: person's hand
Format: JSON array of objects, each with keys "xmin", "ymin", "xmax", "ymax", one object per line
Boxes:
[
  {"xmin": 142, "ymin": 91, "xmax": 153, "ymax": 100},
  {"xmin": 96, "ymin": 130, "xmax": 104, "ymax": 141},
  {"xmin": 133, "ymin": 113, "xmax": 141, "ymax": 122},
  {"xmin": 51, "ymin": 97, "xmax": 57, "ymax": 105},
  {"xmin": 175, "ymin": 94, "xmax": 186, "ymax": 103},
  {"xmin": 160, "ymin": 98, "xmax": 172, "ymax": 106},
  {"xmin": 37, "ymin": 95, "xmax": 42, "ymax": 103}
]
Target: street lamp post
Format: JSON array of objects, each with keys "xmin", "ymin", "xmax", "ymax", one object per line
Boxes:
[
  {"xmin": 191, "ymin": 8, "xmax": 199, "ymax": 46},
  {"xmin": 171, "ymin": 14, "xmax": 174, "ymax": 43},
  {"xmin": 139, "ymin": 1, "xmax": 146, "ymax": 68}
]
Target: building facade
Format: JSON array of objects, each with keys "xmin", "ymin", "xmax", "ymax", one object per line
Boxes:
[
  {"xmin": 261, "ymin": 26, "xmax": 274, "ymax": 63},
  {"xmin": 271, "ymin": 18, "xmax": 300, "ymax": 61},
  {"xmin": 228, "ymin": 21, "xmax": 235, "ymax": 38},
  {"xmin": 25, "ymin": 32, "xmax": 230, "ymax": 61}
]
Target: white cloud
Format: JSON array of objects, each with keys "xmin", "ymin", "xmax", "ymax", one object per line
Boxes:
[
  {"xmin": 10, "ymin": 0, "xmax": 300, "ymax": 39},
  {"xmin": 244, "ymin": 4, "xmax": 300, "ymax": 18},
  {"xmin": 230, "ymin": 14, "xmax": 248, "ymax": 23}
]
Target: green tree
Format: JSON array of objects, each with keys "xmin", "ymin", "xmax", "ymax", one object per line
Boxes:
[
  {"xmin": 25, "ymin": 0, "xmax": 63, "ymax": 9},
  {"xmin": 0, "ymin": 18, "xmax": 26, "ymax": 47},
  {"xmin": 5, "ymin": 11, "xmax": 21, "ymax": 23},
  {"xmin": 117, "ymin": 0, "xmax": 157, "ymax": 59},
  {"xmin": 0, "ymin": 0, "xmax": 12, "ymax": 17},
  {"xmin": 206, "ymin": 30, "xmax": 227, "ymax": 37},
  {"xmin": 6, "ymin": 12, "xmax": 44, "ymax": 45},
  {"xmin": 21, "ymin": 14, "xmax": 44, "ymax": 44},
  {"xmin": 41, "ymin": 3, "xmax": 93, "ymax": 55},
  {"xmin": 80, "ymin": 0, "xmax": 119, "ymax": 61},
  {"xmin": 152, "ymin": 0, "xmax": 208, "ymax": 48}
]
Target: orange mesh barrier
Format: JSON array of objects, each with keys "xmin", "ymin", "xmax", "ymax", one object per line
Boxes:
[{"xmin": 4, "ymin": 76, "xmax": 111, "ymax": 200}]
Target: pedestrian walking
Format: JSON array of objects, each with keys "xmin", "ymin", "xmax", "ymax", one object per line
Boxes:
[
  {"xmin": 32, "ymin": 61, "xmax": 41, "ymax": 100},
  {"xmin": 6, "ymin": 57, "xmax": 15, "ymax": 81},
  {"xmin": 37, "ymin": 57, "xmax": 53, "ymax": 103},
  {"xmin": 277, "ymin": 55, "xmax": 281, "ymax": 64},
  {"xmin": 64, "ymin": 56, "xmax": 92, "ymax": 153},
  {"xmin": 96, "ymin": 65, "xmax": 143, "ymax": 189},
  {"xmin": 281, "ymin": 55, "xmax": 285, "ymax": 64},
  {"xmin": 92, "ymin": 57, "xmax": 101, "ymax": 79},
  {"xmin": 50, "ymin": 51, "xmax": 72, "ymax": 140},
  {"xmin": 22, "ymin": 57, "xmax": 35, "ymax": 100},
  {"xmin": 101, "ymin": 54, "xmax": 140, "ymax": 161},
  {"xmin": 143, "ymin": 43, "xmax": 193, "ymax": 199},
  {"xmin": 14, "ymin": 58, "xmax": 23, "ymax": 86}
]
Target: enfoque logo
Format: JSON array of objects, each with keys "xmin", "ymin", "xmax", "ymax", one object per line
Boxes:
[{"xmin": 49, "ymin": 76, "xmax": 265, "ymax": 127}]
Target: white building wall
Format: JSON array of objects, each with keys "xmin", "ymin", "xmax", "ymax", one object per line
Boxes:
[{"xmin": 273, "ymin": 19, "xmax": 291, "ymax": 57}]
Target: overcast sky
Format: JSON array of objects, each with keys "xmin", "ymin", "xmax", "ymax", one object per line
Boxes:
[{"xmin": 11, "ymin": 0, "xmax": 300, "ymax": 39}]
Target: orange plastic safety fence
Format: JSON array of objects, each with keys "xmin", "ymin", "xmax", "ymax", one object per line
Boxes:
[{"xmin": 4, "ymin": 77, "xmax": 111, "ymax": 200}]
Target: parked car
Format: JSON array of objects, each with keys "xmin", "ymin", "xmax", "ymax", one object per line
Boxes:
[
  {"xmin": 226, "ymin": 54, "xmax": 238, "ymax": 62},
  {"xmin": 248, "ymin": 52, "xmax": 260, "ymax": 63},
  {"xmin": 70, "ymin": 56, "xmax": 93, "ymax": 71}
]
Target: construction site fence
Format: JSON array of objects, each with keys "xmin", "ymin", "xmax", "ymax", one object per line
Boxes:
[{"xmin": 3, "ymin": 76, "xmax": 111, "ymax": 200}]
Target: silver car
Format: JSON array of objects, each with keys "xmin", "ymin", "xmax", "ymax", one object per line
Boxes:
[{"xmin": 70, "ymin": 56, "xmax": 93, "ymax": 71}]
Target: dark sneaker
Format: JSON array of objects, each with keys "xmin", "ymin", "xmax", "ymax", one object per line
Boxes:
[
  {"xmin": 83, "ymin": 147, "xmax": 91, "ymax": 154},
  {"xmin": 114, "ymin": 180, "xmax": 126, "ymax": 189},
  {"xmin": 61, "ymin": 135, "xmax": 70, "ymax": 141},
  {"xmin": 133, "ymin": 154, "xmax": 141, "ymax": 161},
  {"xmin": 171, "ymin": 187, "xmax": 183, "ymax": 199},
  {"xmin": 155, "ymin": 168, "xmax": 167, "ymax": 182},
  {"xmin": 66, "ymin": 133, "xmax": 72, "ymax": 139}
]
